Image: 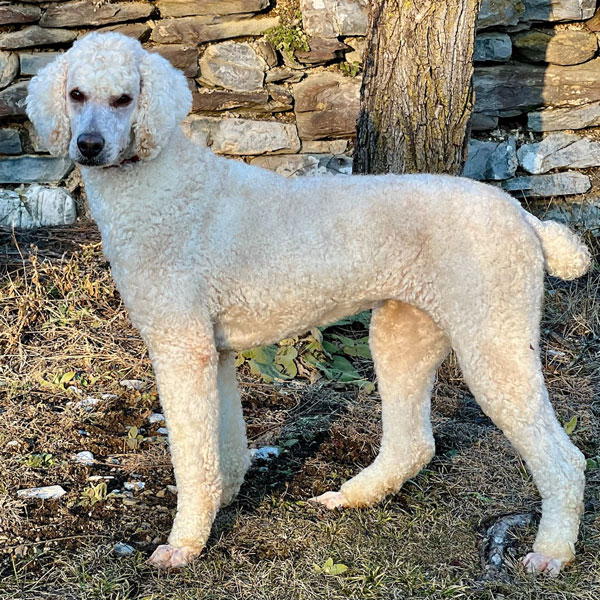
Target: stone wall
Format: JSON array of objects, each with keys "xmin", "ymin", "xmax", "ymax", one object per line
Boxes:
[{"xmin": 1, "ymin": 0, "xmax": 599, "ymax": 228}]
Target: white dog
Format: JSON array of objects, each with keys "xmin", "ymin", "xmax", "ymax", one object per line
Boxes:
[{"xmin": 26, "ymin": 33, "xmax": 590, "ymax": 574}]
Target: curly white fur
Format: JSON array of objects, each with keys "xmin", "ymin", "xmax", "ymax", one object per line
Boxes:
[{"xmin": 26, "ymin": 32, "xmax": 591, "ymax": 574}]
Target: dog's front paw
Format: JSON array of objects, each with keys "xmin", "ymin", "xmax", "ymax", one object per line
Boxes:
[
  {"xmin": 310, "ymin": 490, "xmax": 349, "ymax": 509},
  {"xmin": 148, "ymin": 544, "xmax": 202, "ymax": 570},
  {"xmin": 522, "ymin": 552, "xmax": 563, "ymax": 577}
]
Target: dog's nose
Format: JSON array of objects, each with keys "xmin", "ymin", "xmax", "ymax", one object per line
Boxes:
[{"xmin": 77, "ymin": 133, "xmax": 105, "ymax": 158}]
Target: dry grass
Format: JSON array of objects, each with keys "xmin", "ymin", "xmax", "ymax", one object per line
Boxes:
[{"xmin": 0, "ymin": 223, "xmax": 598, "ymax": 600}]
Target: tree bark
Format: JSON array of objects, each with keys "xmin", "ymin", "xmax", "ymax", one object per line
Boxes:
[{"xmin": 353, "ymin": 0, "xmax": 482, "ymax": 176}]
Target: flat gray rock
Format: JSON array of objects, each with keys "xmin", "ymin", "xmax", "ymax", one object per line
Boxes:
[
  {"xmin": 528, "ymin": 102, "xmax": 600, "ymax": 131},
  {"xmin": 0, "ymin": 25, "xmax": 77, "ymax": 49},
  {"xmin": 0, "ymin": 156, "xmax": 73, "ymax": 184},
  {"xmin": 474, "ymin": 59, "xmax": 600, "ymax": 117},
  {"xmin": 19, "ymin": 51, "xmax": 61, "ymax": 76},
  {"xmin": 40, "ymin": 1, "xmax": 155, "ymax": 28},
  {"xmin": 501, "ymin": 172, "xmax": 591, "ymax": 197},
  {"xmin": 156, "ymin": 0, "xmax": 269, "ymax": 18},
  {"xmin": 151, "ymin": 15, "xmax": 278, "ymax": 44},
  {"xmin": 199, "ymin": 41, "xmax": 266, "ymax": 92},
  {"xmin": 517, "ymin": 132, "xmax": 600, "ymax": 174},
  {"xmin": 0, "ymin": 3, "xmax": 41, "ymax": 25}
]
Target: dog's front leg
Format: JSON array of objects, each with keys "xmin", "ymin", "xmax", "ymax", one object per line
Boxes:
[{"xmin": 145, "ymin": 328, "xmax": 221, "ymax": 569}]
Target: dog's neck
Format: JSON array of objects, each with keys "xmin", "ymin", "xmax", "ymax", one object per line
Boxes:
[{"xmin": 80, "ymin": 126, "xmax": 212, "ymax": 226}]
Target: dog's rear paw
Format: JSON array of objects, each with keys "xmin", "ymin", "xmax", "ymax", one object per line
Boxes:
[
  {"xmin": 310, "ymin": 490, "xmax": 349, "ymax": 509},
  {"xmin": 522, "ymin": 552, "xmax": 563, "ymax": 577},
  {"xmin": 147, "ymin": 544, "xmax": 201, "ymax": 569}
]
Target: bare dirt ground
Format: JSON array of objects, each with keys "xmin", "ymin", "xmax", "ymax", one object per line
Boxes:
[{"xmin": 0, "ymin": 224, "xmax": 598, "ymax": 600}]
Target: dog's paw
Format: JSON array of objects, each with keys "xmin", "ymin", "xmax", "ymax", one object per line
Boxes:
[
  {"xmin": 147, "ymin": 544, "xmax": 201, "ymax": 570},
  {"xmin": 521, "ymin": 552, "xmax": 563, "ymax": 577},
  {"xmin": 310, "ymin": 490, "xmax": 349, "ymax": 510}
]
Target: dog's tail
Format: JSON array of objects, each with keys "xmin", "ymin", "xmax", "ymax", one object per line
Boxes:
[{"xmin": 523, "ymin": 213, "xmax": 591, "ymax": 280}]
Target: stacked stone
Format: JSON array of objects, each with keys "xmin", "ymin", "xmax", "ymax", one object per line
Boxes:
[{"xmin": 1, "ymin": 0, "xmax": 599, "ymax": 228}]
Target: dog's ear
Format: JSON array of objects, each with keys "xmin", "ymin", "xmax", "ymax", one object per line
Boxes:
[
  {"xmin": 26, "ymin": 54, "xmax": 70, "ymax": 157},
  {"xmin": 134, "ymin": 51, "xmax": 192, "ymax": 160}
]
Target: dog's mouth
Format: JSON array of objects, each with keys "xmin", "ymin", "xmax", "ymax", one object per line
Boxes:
[{"xmin": 75, "ymin": 155, "xmax": 109, "ymax": 167}]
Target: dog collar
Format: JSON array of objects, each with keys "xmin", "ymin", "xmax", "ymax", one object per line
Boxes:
[{"xmin": 104, "ymin": 155, "xmax": 140, "ymax": 169}]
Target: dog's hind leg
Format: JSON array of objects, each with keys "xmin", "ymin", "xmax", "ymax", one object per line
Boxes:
[
  {"xmin": 453, "ymin": 319, "xmax": 585, "ymax": 576},
  {"xmin": 217, "ymin": 351, "xmax": 251, "ymax": 507},
  {"xmin": 314, "ymin": 300, "xmax": 449, "ymax": 509}
]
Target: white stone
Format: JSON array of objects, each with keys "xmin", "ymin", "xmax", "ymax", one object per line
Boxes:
[
  {"xmin": 157, "ymin": 427, "xmax": 169, "ymax": 435},
  {"xmin": 78, "ymin": 396, "xmax": 100, "ymax": 410},
  {"xmin": 0, "ymin": 185, "xmax": 76, "ymax": 229},
  {"xmin": 517, "ymin": 132, "xmax": 600, "ymax": 174},
  {"xmin": 250, "ymin": 446, "xmax": 280, "ymax": 460},
  {"xmin": 74, "ymin": 451, "xmax": 95, "ymax": 466},
  {"xmin": 199, "ymin": 41, "xmax": 266, "ymax": 92},
  {"xmin": 17, "ymin": 485, "xmax": 66, "ymax": 499},
  {"xmin": 148, "ymin": 412, "xmax": 165, "ymax": 424},
  {"xmin": 120, "ymin": 379, "xmax": 143, "ymax": 390}
]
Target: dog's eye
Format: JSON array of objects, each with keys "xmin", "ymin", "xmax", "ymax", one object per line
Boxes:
[
  {"xmin": 114, "ymin": 94, "xmax": 132, "ymax": 107},
  {"xmin": 69, "ymin": 89, "xmax": 84, "ymax": 102}
]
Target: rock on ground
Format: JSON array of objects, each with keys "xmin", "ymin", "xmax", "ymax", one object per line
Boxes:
[{"xmin": 0, "ymin": 185, "xmax": 76, "ymax": 228}]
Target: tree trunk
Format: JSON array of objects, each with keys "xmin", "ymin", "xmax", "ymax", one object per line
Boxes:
[{"xmin": 353, "ymin": 0, "xmax": 482, "ymax": 176}]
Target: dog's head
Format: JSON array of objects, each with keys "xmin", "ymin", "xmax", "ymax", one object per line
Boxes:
[{"xmin": 26, "ymin": 32, "xmax": 192, "ymax": 166}]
